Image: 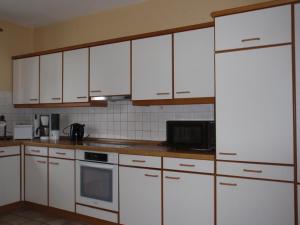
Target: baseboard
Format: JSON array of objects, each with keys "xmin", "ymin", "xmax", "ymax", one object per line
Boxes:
[{"xmin": 23, "ymin": 202, "xmax": 119, "ymax": 225}]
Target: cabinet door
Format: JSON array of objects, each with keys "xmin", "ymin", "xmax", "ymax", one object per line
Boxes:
[
  {"xmin": 132, "ymin": 35, "xmax": 172, "ymax": 100},
  {"xmin": 25, "ymin": 155, "xmax": 48, "ymax": 205},
  {"xmin": 216, "ymin": 45, "xmax": 293, "ymax": 164},
  {"xmin": 295, "ymin": 3, "xmax": 300, "ymax": 182},
  {"xmin": 174, "ymin": 28, "xmax": 214, "ymax": 98},
  {"xmin": 49, "ymin": 158, "xmax": 75, "ymax": 212},
  {"xmin": 90, "ymin": 42, "xmax": 130, "ymax": 96},
  {"xmin": 120, "ymin": 166, "xmax": 161, "ymax": 225},
  {"xmin": 217, "ymin": 176, "xmax": 294, "ymax": 225},
  {"xmin": 40, "ymin": 53, "xmax": 62, "ymax": 103},
  {"xmin": 163, "ymin": 171, "xmax": 213, "ymax": 225},
  {"xmin": 215, "ymin": 5, "xmax": 291, "ymax": 51},
  {"xmin": 13, "ymin": 56, "xmax": 39, "ymax": 104},
  {"xmin": 0, "ymin": 156, "xmax": 20, "ymax": 206},
  {"xmin": 63, "ymin": 48, "xmax": 89, "ymax": 103}
]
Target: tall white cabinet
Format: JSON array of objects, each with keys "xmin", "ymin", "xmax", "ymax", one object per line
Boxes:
[
  {"xmin": 63, "ymin": 48, "xmax": 89, "ymax": 103},
  {"xmin": 13, "ymin": 56, "xmax": 39, "ymax": 104},
  {"xmin": 90, "ymin": 41, "xmax": 130, "ymax": 96},
  {"xmin": 215, "ymin": 4, "xmax": 295, "ymax": 225},
  {"xmin": 216, "ymin": 45, "xmax": 293, "ymax": 164},
  {"xmin": 174, "ymin": 27, "xmax": 214, "ymax": 99},
  {"xmin": 132, "ymin": 35, "xmax": 172, "ymax": 100},
  {"xmin": 40, "ymin": 53, "xmax": 63, "ymax": 103}
]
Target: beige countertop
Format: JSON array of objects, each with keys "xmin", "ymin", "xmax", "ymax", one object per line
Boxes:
[{"xmin": 0, "ymin": 138, "xmax": 215, "ymax": 161}]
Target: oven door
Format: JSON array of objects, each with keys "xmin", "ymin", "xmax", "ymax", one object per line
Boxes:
[{"xmin": 76, "ymin": 160, "xmax": 118, "ymax": 211}]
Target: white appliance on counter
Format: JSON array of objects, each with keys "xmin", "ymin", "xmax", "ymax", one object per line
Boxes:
[
  {"xmin": 13, "ymin": 125, "xmax": 33, "ymax": 140},
  {"xmin": 76, "ymin": 150, "xmax": 119, "ymax": 212}
]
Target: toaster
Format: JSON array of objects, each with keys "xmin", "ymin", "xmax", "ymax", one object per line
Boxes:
[{"xmin": 14, "ymin": 125, "xmax": 33, "ymax": 140}]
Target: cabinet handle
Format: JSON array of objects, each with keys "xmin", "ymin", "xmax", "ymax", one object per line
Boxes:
[
  {"xmin": 90, "ymin": 90, "xmax": 102, "ymax": 93},
  {"xmin": 219, "ymin": 152, "xmax": 237, "ymax": 156},
  {"xmin": 241, "ymin": 37, "xmax": 261, "ymax": 43},
  {"xmin": 156, "ymin": 92, "xmax": 170, "ymax": 96},
  {"xmin": 132, "ymin": 160, "xmax": 146, "ymax": 163},
  {"xmin": 0, "ymin": 150, "xmax": 5, "ymax": 153},
  {"xmin": 29, "ymin": 98, "xmax": 38, "ymax": 101},
  {"xmin": 176, "ymin": 91, "xmax": 191, "ymax": 94},
  {"xmin": 219, "ymin": 182, "xmax": 237, "ymax": 187},
  {"xmin": 49, "ymin": 162, "xmax": 59, "ymax": 165},
  {"xmin": 31, "ymin": 150, "xmax": 41, "ymax": 153},
  {"xmin": 55, "ymin": 152, "xmax": 66, "ymax": 156},
  {"xmin": 52, "ymin": 97, "xmax": 61, "ymax": 100},
  {"xmin": 165, "ymin": 176, "xmax": 180, "ymax": 180},
  {"xmin": 145, "ymin": 174, "xmax": 159, "ymax": 178},
  {"xmin": 243, "ymin": 169, "xmax": 263, "ymax": 174},
  {"xmin": 36, "ymin": 160, "xmax": 46, "ymax": 164},
  {"xmin": 77, "ymin": 96, "xmax": 88, "ymax": 99},
  {"xmin": 179, "ymin": 163, "xmax": 195, "ymax": 167}
]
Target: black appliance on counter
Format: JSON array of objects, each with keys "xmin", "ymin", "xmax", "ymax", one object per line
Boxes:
[
  {"xmin": 64, "ymin": 123, "xmax": 85, "ymax": 142},
  {"xmin": 166, "ymin": 121, "xmax": 215, "ymax": 151},
  {"xmin": 0, "ymin": 115, "xmax": 7, "ymax": 140}
]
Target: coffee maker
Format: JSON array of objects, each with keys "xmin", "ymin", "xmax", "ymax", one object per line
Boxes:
[
  {"xmin": 0, "ymin": 115, "xmax": 7, "ymax": 140},
  {"xmin": 50, "ymin": 114, "xmax": 60, "ymax": 141},
  {"xmin": 39, "ymin": 115, "xmax": 50, "ymax": 140}
]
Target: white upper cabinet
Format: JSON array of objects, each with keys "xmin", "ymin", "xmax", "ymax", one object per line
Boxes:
[
  {"xmin": 295, "ymin": 3, "xmax": 300, "ymax": 182},
  {"xmin": 40, "ymin": 53, "xmax": 62, "ymax": 103},
  {"xmin": 63, "ymin": 48, "xmax": 89, "ymax": 103},
  {"xmin": 174, "ymin": 28, "xmax": 214, "ymax": 98},
  {"xmin": 132, "ymin": 35, "xmax": 172, "ymax": 100},
  {"xmin": 90, "ymin": 41, "xmax": 130, "ymax": 96},
  {"xmin": 215, "ymin": 5, "xmax": 291, "ymax": 51},
  {"xmin": 13, "ymin": 56, "xmax": 39, "ymax": 104},
  {"xmin": 216, "ymin": 45, "xmax": 293, "ymax": 164}
]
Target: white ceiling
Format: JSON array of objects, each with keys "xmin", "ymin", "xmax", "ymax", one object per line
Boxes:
[{"xmin": 0, "ymin": 0, "xmax": 145, "ymax": 27}]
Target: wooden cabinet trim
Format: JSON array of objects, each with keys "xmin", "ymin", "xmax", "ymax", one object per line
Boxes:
[
  {"xmin": 211, "ymin": 0, "xmax": 300, "ymax": 18},
  {"xmin": 132, "ymin": 97, "xmax": 215, "ymax": 106}
]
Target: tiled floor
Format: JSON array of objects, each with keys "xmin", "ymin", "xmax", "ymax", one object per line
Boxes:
[{"xmin": 0, "ymin": 208, "xmax": 92, "ymax": 225}]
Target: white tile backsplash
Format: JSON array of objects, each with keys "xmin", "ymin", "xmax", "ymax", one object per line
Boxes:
[{"xmin": 0, "ymin": 91, "xmax": 214, "ymax": 141}]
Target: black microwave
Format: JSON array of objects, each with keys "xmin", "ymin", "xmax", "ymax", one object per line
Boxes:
[{"xmin": 166, "ymin": 121, "xmax": 215, "ymax": 151}]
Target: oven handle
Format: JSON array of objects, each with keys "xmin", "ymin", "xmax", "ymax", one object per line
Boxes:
[{"xmin": 77, "ymin": 160, "xmax": 117, "ymax": 170}]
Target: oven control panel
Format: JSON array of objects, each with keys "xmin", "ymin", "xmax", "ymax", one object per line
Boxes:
[{"xmin": 76, "ymin": 150, "xmax": 119, "ymax": 164}]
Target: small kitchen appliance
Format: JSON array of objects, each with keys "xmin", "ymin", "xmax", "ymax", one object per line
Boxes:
[
  {"xmin": 69, "ymin": 123, "xmax": 85, "ymax": 142},
  {"xmin": 33, "ymin": 114, "xmax": 40, "ymax": 138},
  {"xmin": 166, "ymin": 120, "xmax": 215, "ymax": 151},
  {"xmin": 50, "ymin": 114, "xmax": 60, "ymax": 141},
  {"xmin": 39, "ymin": 115, "xmax": 50, "ymax": 140},
  {"xmin": 0, "ymin": 115, "xmax": 7, "ymax": 140},
  {"xmin": 13, "ymin": 125, "xmax": 33, "ymax": 140}
]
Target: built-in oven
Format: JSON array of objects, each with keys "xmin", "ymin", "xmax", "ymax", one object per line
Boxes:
[{"xmin": 76, "ymin": 150, "xmax": 119, "ymax": 212}]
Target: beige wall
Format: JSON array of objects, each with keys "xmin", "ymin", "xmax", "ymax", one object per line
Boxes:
[
  {"xmin": 33, "ymin": 0, "xmax": 267, "ymax": 51},
  {"xmin": 0, "ymin": 20, "xmax": 34, "ymax": 91}
]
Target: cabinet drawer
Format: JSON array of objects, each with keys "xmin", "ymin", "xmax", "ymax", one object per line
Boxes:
[
  {"xmin": 164, "ymin": 157, "xmax": 214, "ymax": 173},
  {"xmin": 119, "ymin": 154, "xmax": 161, "ymax": 168},
  {"xmin": 0, "ymin": 146, "xmax": 20, "ymax": 157},
  {"xmin": 215, "ymin": 5, "xmax": 291, "ymax": 51},
  {"xmin": 25, "ymin": 146, "xmax": 48, "ymax": 156},
  {"xmin": 49, "ymin": 148, "xmax": 75, "ymax": 159},
  {"xmin": 217, "ymin": 161, "xmax": 293, "ymax": 182}
]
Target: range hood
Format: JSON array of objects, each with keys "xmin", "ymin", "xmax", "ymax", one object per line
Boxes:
[{"xmin": 91, "ymin": 95, "xmax": 131, "ymax": 102}]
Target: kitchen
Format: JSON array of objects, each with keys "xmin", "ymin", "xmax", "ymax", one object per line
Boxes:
[{"xmin": 0, "ymin": 0, "xmax": 299, "ymax": 225}]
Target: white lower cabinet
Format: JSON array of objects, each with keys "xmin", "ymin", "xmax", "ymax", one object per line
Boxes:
[
  {"xmin": 120, "ymin": 166, "xmax": 161, "ymax": 225},
  {"xmin": 49, "ymin": 158, "xmax": 75, "ymax": 212},
  {"xmin": 0, "ymin": 155, "xmax": 20, "ymax": 206},
  {"xmin": 25, "ymin": 155, "xmax": 48, "ymax": 205},
  {"xmin": 217, "ymin": 176, "xmax": 294, "ymax": 225},
  {"xmin": 163, "ymin": 171, "xmax": 213, "ymax": 225}
]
